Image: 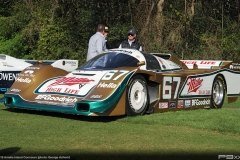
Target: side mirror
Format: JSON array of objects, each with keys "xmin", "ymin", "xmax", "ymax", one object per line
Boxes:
[{"xmin": 137, "ymin": 61, "xmax": 145, "ymax": 66}]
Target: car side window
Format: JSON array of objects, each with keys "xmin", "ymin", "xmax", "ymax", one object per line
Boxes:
[{"xmin": 142, "ymin": 52, "xmax": 161, "ymax": 70}]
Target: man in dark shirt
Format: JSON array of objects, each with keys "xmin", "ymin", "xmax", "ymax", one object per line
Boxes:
[{"xmin": 119, "ymin": 29, "xmax": 142, "ymax": 51}]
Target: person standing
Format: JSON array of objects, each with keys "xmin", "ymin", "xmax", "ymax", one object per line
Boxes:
[
  {"xmin": 119, "ymin": 29, "xmax": 142, "ymax": 51},
  {"xmin": 103, "ymin": 26, "xmax": 109, "ymax": 50},
  {"xmin": 86, "ymin": 24, "xmax": 108, "ymax": 61}
]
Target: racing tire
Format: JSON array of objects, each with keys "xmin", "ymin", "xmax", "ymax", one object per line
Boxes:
[
  {"xmin": 211, "ymin": 75, "xmax": 226, "ymax": 109},
  {"xmin": 126, "ymin": 75, "xmax": 149, "ymax": 116}
]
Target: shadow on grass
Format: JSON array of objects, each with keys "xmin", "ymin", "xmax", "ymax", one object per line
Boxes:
[
  {"xmin": 3, "ymin": 108, "xmax": 126, "ymax": 122},
  {"xmin": 0, "ymin": 147, "xmax": 21, "ymax": 156}
]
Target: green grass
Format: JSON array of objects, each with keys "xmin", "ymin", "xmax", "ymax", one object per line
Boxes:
[{"xmin": 0, "ymin": 97, "xmax": 240, "ymax": 160}]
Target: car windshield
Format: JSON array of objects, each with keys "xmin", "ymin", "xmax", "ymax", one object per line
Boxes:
[{"xmin": 79, "ymin": 52, "xmax": 139, "ymax": 70}]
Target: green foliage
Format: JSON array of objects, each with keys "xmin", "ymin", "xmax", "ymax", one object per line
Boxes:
[
  {"xmin": 0, "ymin": 34, "xmax": 27, "ymax": 57},
  {"xmin": 0, "ymin": 0, "xmax": 239, "ymax": 61}
]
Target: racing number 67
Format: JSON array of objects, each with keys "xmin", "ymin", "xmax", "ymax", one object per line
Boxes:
[{"xmin": 162, "ymin": 76, "xmax": 181, "ymax": 99}]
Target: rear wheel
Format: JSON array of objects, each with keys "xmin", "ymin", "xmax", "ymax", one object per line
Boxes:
[
  {"xmin": 211, "ymin": 75, "xmax": 226, "ymax": 108},
  {"xmin": 126, "ymin": 75, "xmax": 149, "ymax": 116}
]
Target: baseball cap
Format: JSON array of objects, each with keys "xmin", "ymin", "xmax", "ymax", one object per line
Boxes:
[
  {"xmin": 128, "ymin": 29, "xmax": 136, "ymax": 35},
  {"xmin": 104, "ymin": 26, "xmax": 109, "ymax": 32}
]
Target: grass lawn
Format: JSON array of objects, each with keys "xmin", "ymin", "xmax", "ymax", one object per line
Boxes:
[{"xmin": 0, "ymin": 96, "xmax": 240, "ymax": 160}]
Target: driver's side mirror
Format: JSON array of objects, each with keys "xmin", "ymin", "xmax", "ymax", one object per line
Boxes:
[{"xmin": 137, "ymin": 61, "xmax": 145, "ymax": 66}]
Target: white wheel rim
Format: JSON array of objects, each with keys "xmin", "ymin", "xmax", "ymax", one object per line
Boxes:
[{"xmin": 129, "ymin": 79, "xmax": 147, "ymax": 113}]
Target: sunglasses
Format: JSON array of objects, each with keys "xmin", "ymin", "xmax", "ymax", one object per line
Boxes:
[{"xmin": 128, "ymin": 34, "xmax": 134, "ymax": 36}]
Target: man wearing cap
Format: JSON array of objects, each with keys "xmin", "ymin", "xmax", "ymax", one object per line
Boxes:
[
  {"xmin": 119, "ymin": 29, "xmax": 142, "ymax": 51},
  {"xmin": 86, "ymin": 24, "xmax": 109, "ymax": 61},
  {"xmin": 104, "ymin": 26, "xmax": 109, "ymax": 50}
]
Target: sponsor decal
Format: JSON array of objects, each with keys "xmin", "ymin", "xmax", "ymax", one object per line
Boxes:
[
  {"xmin": 181, "ymin": 60, "xmax": 217, "ymax": 65},
  {"xmin": 199, "ymin": 61, "xmax": 217, "ymax": 65},
  {"xmin": 90, "ymin": 95, "xmax": 103, "ymax": 99},
  {"xmin": 177, "ymin": 100, "xmax": 184, "ymax": 108},
  {"xmin": 45, "ymin": 87, "xmax": 79, "ymax": 94},
  {"xmin": 36, "ymin": 101, "xmax": 75, "ymax": 107},
  {"xmin": 192, "ymin": 99, "xmax": 210, "ymax": 106},
  {"xmin": 18, "ymin": 73, "xmax": 35, "ymax": 77},
  {"xmin": 169, "ymin": 101, "xmax": 176, "ymax": 108},
  {"xmin": 181, "ymin": 60, "xmax": 197, "ymax": 65},
  {"xmin": 49, "ymin": 77, "xmax": 94, "ymax": 87},
  {"xmin": 159, "ymin": 102, "xmax": 168, "ymax": 109},
  {"xmin": 35, "ymin": 95, "xmax": 77, "ymax": 103},
  {"xmin": 16, "ymin": 70, "xmax": 35, "ymax": 77},
  {"xmin": 187, "ymin": 78, "xmax": 203, "ymax": 93},
  {"xmin": 65, "ymin": 61, "xmax": 77, "ymax": 66},
  {"xmin": 15, "ymin": 77, "xmax": 31, "ymax": 83},
  {"xmin": 24, "ymin": 70, "xmax": 34, "ymax": 74},
  {"xmin": 229, "ymin": 63, "xmax": 240, "ymax": 69},
  {"xmin": 110, "ymin": 49, "xmax": 132, "ymax": 54},
  {"xmin": 184, "ymin": 100, "xmax": 191, "ymax": 108},
  {"xmin": 97, "ymin": 82, "xmax": 117, "ymax": 88},
  {"xmin": 0, "ymin": 73, "xmax": 18, "ymax": 81},
  {"xmin": 158, "ymin": 58, "xmax": 164, "ymax": 65},
  {"xmin": 26, "ymin": 67, "xmax": 40, "ymax": 70},
  {"xmin": 10, "ymin": 88, "xmax": 21, "ymax": 92},
  {"xmin": 198, "ymin": 89, "xmax": 211, "ymax": 95}
]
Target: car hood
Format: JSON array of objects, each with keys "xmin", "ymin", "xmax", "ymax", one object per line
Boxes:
[{"xmin": 34, "ymin": 69, "xmax": 135, "ymax": 98}]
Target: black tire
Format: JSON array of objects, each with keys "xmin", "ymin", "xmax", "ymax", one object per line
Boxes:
[
  {"xmin": 126, "ymin": 75, "xmax": 149, "ymax": 116},
  {"xmin": 211, "ymin": 75, "xmax": 226, "ymax": 108}
]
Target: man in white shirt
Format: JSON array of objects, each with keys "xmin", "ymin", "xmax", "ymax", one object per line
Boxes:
[{"xmin": 86, "ymin": 24, "xmax": 108, "ymax": 61}]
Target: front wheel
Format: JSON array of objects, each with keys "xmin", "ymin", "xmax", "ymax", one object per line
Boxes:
[
  {"xmin": 126, "ymin": 75, "xmax": 149, "ymax": 116},
  {"xmin": 211, "ymin": 75, "xmax": 226, "ymax": 108}
]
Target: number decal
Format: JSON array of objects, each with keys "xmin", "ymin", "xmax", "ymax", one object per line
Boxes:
[
  {"xmin": 113, "ymin": 70, "xmax": 129, "ymax": 80},
  {"xmin": 162, "ymin": 76, "xmax": 181, "ymax": 99},
  {"xmin": 102, "ymin": 70, "xmax": 129, "ymax": 80}
]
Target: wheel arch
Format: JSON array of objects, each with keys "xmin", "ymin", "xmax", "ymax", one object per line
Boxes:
[{"xmin": 216, "ymin": 73, "xmax": 227, "ymax": 92}]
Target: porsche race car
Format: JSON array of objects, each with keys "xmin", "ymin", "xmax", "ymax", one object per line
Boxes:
[{"xmin": 4, "ymin": 49, "xmax": 240, "ymax": 116}]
